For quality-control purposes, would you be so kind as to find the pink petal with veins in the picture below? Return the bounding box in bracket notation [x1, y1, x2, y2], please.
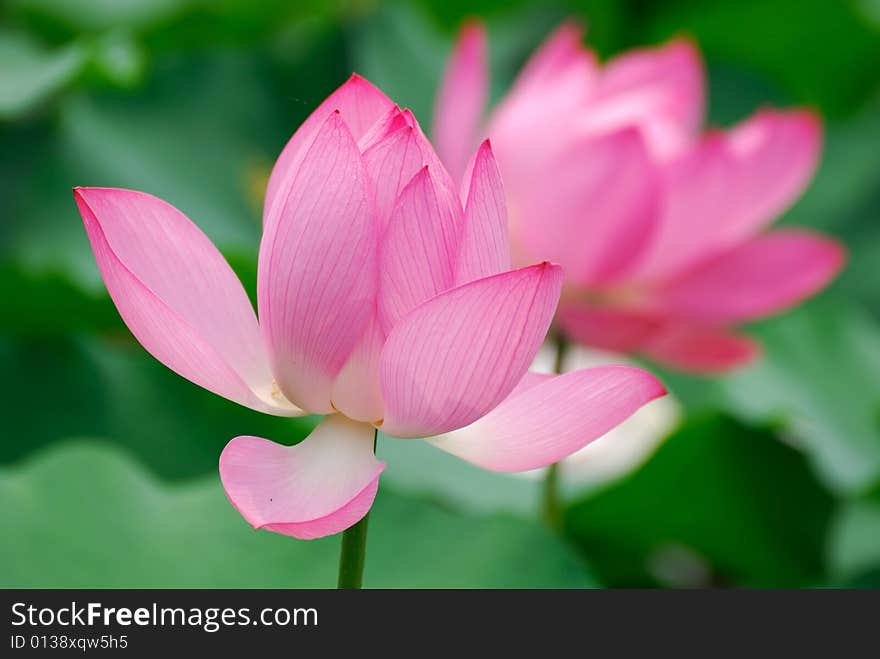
[74, 187, 302, 416]
[264, 74, 394, 229]
[380, 262, 562, 438]
[379, 167, 461, 333]
[430, 365, 665, 471]
[455, 140, 511, 284]
[258, 112, 377, 413]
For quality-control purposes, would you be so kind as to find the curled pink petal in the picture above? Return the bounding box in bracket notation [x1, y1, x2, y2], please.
[429, 366, 666, 472]
[261, 479, 380, 541]
[641, 324, 760, 373]
[380, 262, 562, 438]
[655, 230, 846, 323]
[220, 414, 385, 540]
[455, 140, 510, 285]
[74, 187, 302, 416]
[258, 112, 377, 413]
[379, 167, 461, 333]
[515, 128, 660, 285]
[265, 74, 394, 229]
[434, 20, 488, 186]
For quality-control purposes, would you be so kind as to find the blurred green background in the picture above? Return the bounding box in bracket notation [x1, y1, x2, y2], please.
[1, 0, 879, 588]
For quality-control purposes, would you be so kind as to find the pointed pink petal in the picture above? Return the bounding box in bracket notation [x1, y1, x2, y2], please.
[583, 38, 704, 158]
[510, 20, 595, 96]
[331, 313, 386, 423]
[455, 140, 510, 285]
[356, 106, 410, 152]
[405, 109, 462, 207]
[430, 365, 665, 471]
[361, 113, 460, 234]
[74, 187, 302, 416]
[361, 124, 424, 232]
[487, 22, 598, 190]
[434, 20, 488, 186]
[258, 112, 377, 413]
[557, 302, 664, 353]
[655, 230, 845, 323]
[379, 166, 461, 333]
[516, 128, 660, 285]
[264, 74, 394, 229]
[721, 108, 822, 242]
[220, 415, 384, 540]
[379, 262, 562, 438]
[641, 324, 760, 373]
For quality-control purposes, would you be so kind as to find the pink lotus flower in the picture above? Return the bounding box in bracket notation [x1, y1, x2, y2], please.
[435, 21, 845, 372]
[74, 75, 664, 539]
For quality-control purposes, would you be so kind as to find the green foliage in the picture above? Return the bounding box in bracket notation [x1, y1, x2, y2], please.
[640, 0, 880, 118]
[7, 0, 191, 33]
[0, 335, 316, 480]
[351, 2, 566, 125]
[0, 441, 595, 588]
[0, 41, 348, 288]
[0, 29, 87, 119]
[0, 263, 122, 335]
[379, 436, 541, 516]
[2, 54, 278, 290]
[657, 297, 880, 497]
[654, 97, 880, 497]
[720, 302, 880, 495]
[351, 3, 446, 122]
[828, 495, 880, 587]
[566, 415, 835, 587]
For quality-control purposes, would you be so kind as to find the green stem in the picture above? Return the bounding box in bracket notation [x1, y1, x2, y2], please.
[552, 333, 569, 375]
[541, 462, 563, 532]
[337, 430, 377, 589]
[541, 335, 569, 532]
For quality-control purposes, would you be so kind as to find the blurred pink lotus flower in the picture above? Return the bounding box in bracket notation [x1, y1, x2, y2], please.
[435, 21, 845, 372]
[74, 75, 664, 539]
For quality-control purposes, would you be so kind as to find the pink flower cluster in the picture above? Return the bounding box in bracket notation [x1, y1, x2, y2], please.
[435, 21, 844, 372]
